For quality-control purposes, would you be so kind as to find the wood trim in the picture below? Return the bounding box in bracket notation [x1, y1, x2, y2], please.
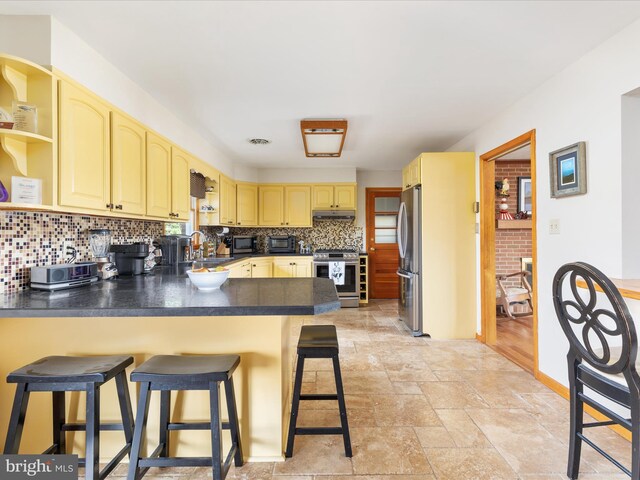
[479, 130, 539, 377]
[475, 332, 485, 342]
[576, 278, 640, 301]
[535, 370, 631, 441]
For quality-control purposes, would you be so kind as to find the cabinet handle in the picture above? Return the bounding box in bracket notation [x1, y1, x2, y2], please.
[281, 223, 284, 225]
[252, 264, 256, 267]
[115, 204, 123, 210]
[336, 205, 339, 208]
[106, 203, 114, 209]
[237, 222, 241, 225]
[286, 222, 289, 225]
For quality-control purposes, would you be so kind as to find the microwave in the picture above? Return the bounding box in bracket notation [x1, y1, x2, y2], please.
[232, 235, 257, 254]
[268, 235, 296, 253]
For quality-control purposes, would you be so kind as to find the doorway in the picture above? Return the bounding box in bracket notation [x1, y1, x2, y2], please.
[366, 188, 402, 299]
[479, 130, 538, 374]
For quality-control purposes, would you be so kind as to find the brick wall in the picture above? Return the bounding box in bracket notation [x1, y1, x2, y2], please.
[495, 160, 532, 288]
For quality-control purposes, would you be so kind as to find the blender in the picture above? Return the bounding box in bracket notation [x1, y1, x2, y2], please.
[88, 229, 118, 279]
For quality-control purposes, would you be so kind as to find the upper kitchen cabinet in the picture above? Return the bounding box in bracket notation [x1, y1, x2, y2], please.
[0, 54, 56, 210]
[402, 156, 421, 190]
[111, 112, 146, 216]
[219, 174, 236, 225]
[236, 182, 258, 226]
[170, 147, 191, 220]
[312, 184, 356, 210]
[146, 132, 172, 218]
[259, 185, 311, 227]
[58, 79, 111, 212]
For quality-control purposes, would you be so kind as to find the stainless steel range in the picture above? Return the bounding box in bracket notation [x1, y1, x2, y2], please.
[313, 249, 360, 308]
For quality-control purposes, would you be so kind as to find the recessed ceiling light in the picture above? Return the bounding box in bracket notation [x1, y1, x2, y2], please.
[248, 138, 271, 145]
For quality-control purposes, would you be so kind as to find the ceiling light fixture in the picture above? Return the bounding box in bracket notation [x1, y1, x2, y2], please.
[300, 119, 348, 158]
[248, 138, 271, 145]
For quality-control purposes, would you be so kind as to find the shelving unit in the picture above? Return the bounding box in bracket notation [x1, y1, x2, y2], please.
[0, 54, 56, 208]
[359, 255, 368, 305]
[198, 177, 220, 226]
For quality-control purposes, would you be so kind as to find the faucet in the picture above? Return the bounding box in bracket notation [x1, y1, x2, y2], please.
[189, 231, 206, 260]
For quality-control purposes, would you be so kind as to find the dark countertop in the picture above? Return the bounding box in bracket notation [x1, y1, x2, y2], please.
[0, 268, 341, 318]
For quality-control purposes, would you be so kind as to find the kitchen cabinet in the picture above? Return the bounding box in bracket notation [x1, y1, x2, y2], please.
[236, 182, 258, 226]
[250, 258, 273, 278]
[170, 147, 191, 220]
[228, 259, 251, 278]
[58, 80, 111, 211]
[111, 112, 146, 215]
[146, 132, 172, 218]
[312, 184, 356, 210]
[259, 185, 311, 227]
[402, 156, 421, 190]
[219, 174, 236, 225]
[273, 257, 312, 278]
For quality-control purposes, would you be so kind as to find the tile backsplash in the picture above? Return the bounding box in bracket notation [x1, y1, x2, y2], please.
[205, 220, 363, 253]
[0, 211, 163, 294]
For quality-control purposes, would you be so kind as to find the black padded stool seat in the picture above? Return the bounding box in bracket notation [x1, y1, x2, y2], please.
[4, 355, 135, 480]
[127, 355, 243, 480]
[286, 325, 351, 458]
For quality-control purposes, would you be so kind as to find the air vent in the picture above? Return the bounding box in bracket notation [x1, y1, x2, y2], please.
[248, 138, 271, 145]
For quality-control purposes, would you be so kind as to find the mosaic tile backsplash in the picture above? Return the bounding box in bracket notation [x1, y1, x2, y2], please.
[0, 211, 163, 294]
[205, 220, 364, 253]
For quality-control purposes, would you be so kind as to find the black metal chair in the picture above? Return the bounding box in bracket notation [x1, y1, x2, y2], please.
[285, 325, 352, 458]
[3, 355, 135, 480]
[126, 354, 243, 480]
[553, 262, 639, 479]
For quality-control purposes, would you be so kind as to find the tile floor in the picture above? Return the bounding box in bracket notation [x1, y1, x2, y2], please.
[107, 300, 632, 480]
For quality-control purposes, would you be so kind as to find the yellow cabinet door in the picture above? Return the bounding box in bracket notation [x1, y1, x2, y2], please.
[292, 257, 312, 277]
[111, 112, 146, 215]
[272, 258, 293, 278]
[285, 185, 311, 226]
[228, 261, 248, 278]
[402, 164, 411, 190]
[146, 132, 172, 218]
[219, 175, 236, 225]
[171, 147, 191, 221]
[250, 258, 272, 278]
[259, 185, 285, 226]
[411, 157, 421, 185]
[312, 185, 334, 209]
[236, 183, 258, 227]
[334, 185, 356, 209]
[59, 80, 110, 211]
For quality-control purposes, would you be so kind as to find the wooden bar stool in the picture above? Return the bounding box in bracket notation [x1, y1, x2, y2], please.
[126, 355, 243, 480]
[285, 325, 352, 457]
[3, 355, 135, 480]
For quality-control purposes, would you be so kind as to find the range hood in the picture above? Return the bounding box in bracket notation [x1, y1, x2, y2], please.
[312, 210, 356, 221]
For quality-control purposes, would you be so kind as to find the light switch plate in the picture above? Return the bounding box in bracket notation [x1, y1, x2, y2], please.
[549, 219, 560, 234]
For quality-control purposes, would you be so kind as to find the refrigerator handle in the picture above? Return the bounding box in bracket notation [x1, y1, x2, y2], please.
[396, 269, 412, 279]
[397, 201, 407, 258]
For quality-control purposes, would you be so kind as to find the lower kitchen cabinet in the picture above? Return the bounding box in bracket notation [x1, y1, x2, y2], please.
[272, 257, 312, 278]
[228, 260, 252, 278]
[250, 258, 273, 278]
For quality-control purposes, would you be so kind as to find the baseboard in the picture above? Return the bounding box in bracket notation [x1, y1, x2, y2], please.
[536, 370, 631, 441]
[475, 332, 485, 342]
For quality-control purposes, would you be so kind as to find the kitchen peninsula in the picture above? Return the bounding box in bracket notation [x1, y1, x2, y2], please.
[0, 271, 340, 461]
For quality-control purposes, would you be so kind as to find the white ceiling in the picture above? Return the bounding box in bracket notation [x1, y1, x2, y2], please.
[2, 1, 640, 171]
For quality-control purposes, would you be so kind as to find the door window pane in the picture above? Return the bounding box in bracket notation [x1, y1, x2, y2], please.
[375, 214, 397, 228]
[375, 197, 400, 212]
[375, 228, 397, 243]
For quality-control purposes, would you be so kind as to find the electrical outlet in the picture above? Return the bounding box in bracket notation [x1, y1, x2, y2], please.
[549, 219, 561, 235]
[62, 240, 76, 262]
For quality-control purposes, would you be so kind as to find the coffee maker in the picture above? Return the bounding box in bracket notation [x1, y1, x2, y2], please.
[88, 229, 118, 279]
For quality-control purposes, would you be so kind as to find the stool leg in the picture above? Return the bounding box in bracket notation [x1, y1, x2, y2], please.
[285, 355, 305, 458]
[3, 383, 30, 454]
[115, 371, 135, 454]
[52, 391, 66, 454]
[85, 384, 100, 480]
[224, 377, 243, 467]
[159, 390, 171, 457]
[127, 382, 151, 480]
[332, 355, 352, 458]
[209, 381, 223, 480]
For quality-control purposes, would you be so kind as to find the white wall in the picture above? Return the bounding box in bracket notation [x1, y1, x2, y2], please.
[0, 16, 51, 65]
[355, 169, 402, 232]
[448, 18, 640, 386]
[621, 91, 640, 277]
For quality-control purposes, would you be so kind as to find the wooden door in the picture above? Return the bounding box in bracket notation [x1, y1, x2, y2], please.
[171, 147, 191, 221]
[250, 258, 272, 278]
[292, 257, 312, 277]
[285, 185, 311, 226]
[334, 185, 356, 209]
[219, 175, 236, 225]
[146, 132, 172, 219]
[259, 185, 284, 226]
[237, 182, 258, 226]
[111, 112, 146, 215]
[272, 258, 293, 277]
[312, 185, 333, 209]
[366, 188, 402, 299]
[58, 80, 111, 211]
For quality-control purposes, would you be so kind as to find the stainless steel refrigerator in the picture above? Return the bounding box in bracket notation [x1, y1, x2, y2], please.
[397, 185, 423, 336]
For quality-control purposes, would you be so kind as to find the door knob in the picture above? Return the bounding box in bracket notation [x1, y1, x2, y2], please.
[370, 247, 376, 251]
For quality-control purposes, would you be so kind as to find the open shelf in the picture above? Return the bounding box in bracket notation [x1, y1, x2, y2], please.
[0, 128, 52, 143]
[0, 202, 54, 211]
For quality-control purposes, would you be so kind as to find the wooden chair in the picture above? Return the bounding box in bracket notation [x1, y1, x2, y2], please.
[553, 262, 640, 479]
[496, 271, 533, 319]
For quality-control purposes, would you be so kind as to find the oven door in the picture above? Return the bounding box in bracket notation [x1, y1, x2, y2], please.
[314, 262, 358, 296]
